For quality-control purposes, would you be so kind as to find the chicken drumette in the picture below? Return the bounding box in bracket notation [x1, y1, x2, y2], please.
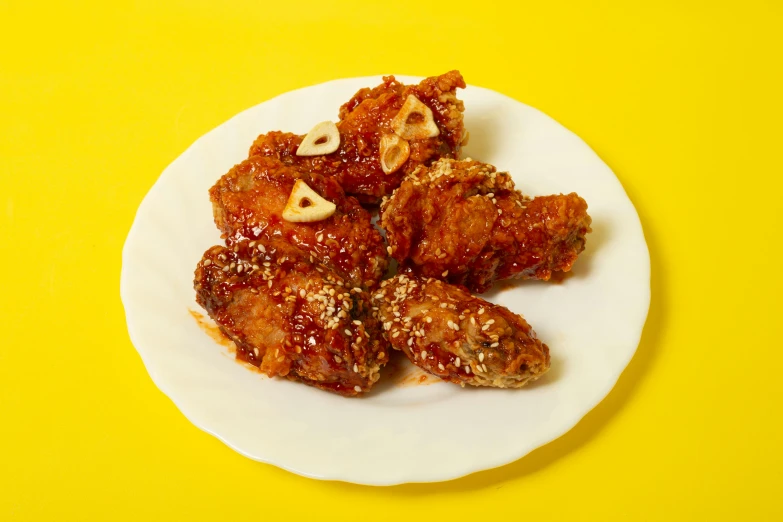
[380, 158, 592, 293]
[210, 155, 387, 290]
[195, 238, 389, 396]
[248, 71, 467, 204]
[373, 273, 550, 388]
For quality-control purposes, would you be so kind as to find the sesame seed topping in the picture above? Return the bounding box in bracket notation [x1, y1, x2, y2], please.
[426, 316, 433, 323]
[354, 386, 361, 392]
[440, 303, 448, 308]
[386, 246, 393, 255]
[407, 337, 414, 346]
[442, 270, 449, 277]
[478, 308, 485, 315]
[438, 363, 445, 371]
[486, 319, 495, 325]
[334, 355, 342, 363]
[317, 234, 324, 243]
[222, 266, 229, 272]
[354, 363, 359, 373]
[454, 357, 461, 367]
[353, 320, 362, 325]
[392, 331, 400, 338]
[236, 264, 244, 273]
[203, 259, 212, 266]
[481, 324, 489, 331]
[465, 365, 471, 373]
[253, 348, 259, 357]
[421, 350, 427, 359]
[490, 342, 499, 348]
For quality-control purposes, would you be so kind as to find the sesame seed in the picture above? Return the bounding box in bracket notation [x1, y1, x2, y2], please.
[470, 317, 476, 325]
[481, 324, 489, 331]
[393, 311, 401, 317]
[354, 386, 361, 392]
[407, 337, 414, 346]
[392, 331, 400, 338]
[268, 280, 273, 288]
[249, 241, 256, 248]
[487, 192, 494, 198]
[459, 315, 465, 320]
[203, 259, 212, 266]
[274, 349, 279, 357]
[421, 350, 427, 359]
[482, 364, 488, 373]
[479, 352, 485, 362]
[486, 319, 495, 325]
[465, 365, 471, 373]
[299, 289, 306, 298]
[426, 316, 433, 323]
[478, 308, 485, 315]
[253, 348, 259, 357]
[334, 355, 342, 363]
[378, 352, 385, 359]
[438, 363, 445, 371]
[222, 266, 229, 272]
[353, 320, 362, 325]
[317, 234, 324, 243]
[454, 357, 461, 367]
[386, 246, 393, 255]
[440, 303, 448, 308]
[490, 342, 499, 348]
[442, 270, 449, 277]
[354, 363, 359, 373]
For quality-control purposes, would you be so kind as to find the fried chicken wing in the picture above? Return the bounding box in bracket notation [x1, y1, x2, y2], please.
[380, 158, 592, 293]
[248, 71, 467, 204]
[373, 273, 549, 388]
[195, 239, 388, 396]
[210, 155, 387, 290]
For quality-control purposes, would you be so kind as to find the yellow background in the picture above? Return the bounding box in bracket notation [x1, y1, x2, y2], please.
[2, 0, 781, 519]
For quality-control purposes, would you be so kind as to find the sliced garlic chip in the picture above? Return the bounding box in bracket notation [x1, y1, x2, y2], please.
[379, 134, 411, 174]
[391, 95, 440, 140]
[296, 121, 340, 156]
[282, 179, 337, 222]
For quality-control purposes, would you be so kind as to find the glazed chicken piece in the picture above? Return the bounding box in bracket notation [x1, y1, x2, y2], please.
[210, 155, 388, 290]
[380, 158, 592, 293]
[194, 238, 388, 396]
[248, 71, 467, 204]
[373, 273, 549, 388]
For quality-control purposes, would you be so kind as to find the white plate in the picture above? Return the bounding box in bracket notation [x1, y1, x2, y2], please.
[121, 76, 650, 485]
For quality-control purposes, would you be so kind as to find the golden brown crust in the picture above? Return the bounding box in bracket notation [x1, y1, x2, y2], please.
[209, 155, 387, 290]
[379, 158, 592, 293]
[248, 71, 466, 204]
[194, 239, 389, 396]
[373, 273, 550, 388]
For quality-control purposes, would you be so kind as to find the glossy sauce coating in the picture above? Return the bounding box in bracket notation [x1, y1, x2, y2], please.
[373, 273, 550, 388]
[248, 71, 466, 204]
[210, 155, 388, 290]
[194, 238, 388, 396]
[380, 158, 592, 292]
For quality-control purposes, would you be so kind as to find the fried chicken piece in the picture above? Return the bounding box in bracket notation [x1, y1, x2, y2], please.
[380, 159, 592, 293]
[194, 239, 388, 396]
[373, 273, 549, 388]
[248, 71, 467, 204]
[210, 155, 387, 290]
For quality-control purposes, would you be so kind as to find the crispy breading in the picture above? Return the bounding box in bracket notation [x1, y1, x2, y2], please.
[248, 71, 466, 204]
[380, 158, 592, 292]
[194, 239, 388, 396]
[210, 155, 387, 290]
[373, 273, 549, 388]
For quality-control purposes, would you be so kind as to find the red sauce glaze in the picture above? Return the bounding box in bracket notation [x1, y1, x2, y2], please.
[194, 240, 388, 396]
[248, 71, 466, 204]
